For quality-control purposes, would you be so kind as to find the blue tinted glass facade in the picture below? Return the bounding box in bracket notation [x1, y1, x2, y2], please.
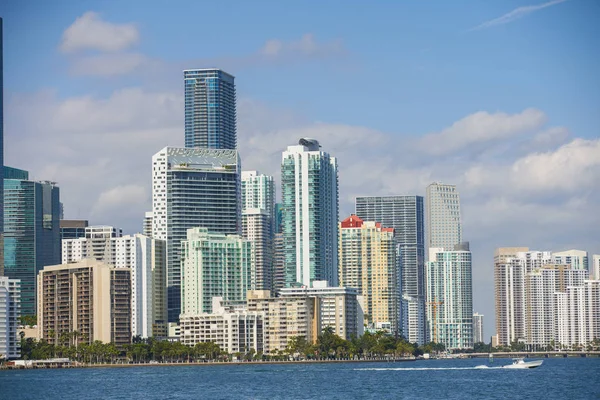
[4, 176, 61, 316]
[184, 69, 236, 150]
[1, 18, 5, 274]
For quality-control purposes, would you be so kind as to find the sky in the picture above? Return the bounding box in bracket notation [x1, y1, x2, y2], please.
[1, 0, 599, 339]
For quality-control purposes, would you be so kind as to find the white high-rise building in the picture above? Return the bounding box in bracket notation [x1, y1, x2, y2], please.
[494, 248, 553, 346]
[426, 244, 473, 350]
[593, 255, 600, 280]
[473, 313, 484, 344]
[525, 265, 588, 349]
[281, 138, 339, 287]
[553, 250, 589, 272]
[62, 227, 166, 338]
[425, 183, 462, 254]
[143, 212, 153, 237]
[241, 171, 275, 291]
[0, 277, 21, 359]
[555, 280, 600, 348]
[152, 146, 241, 322]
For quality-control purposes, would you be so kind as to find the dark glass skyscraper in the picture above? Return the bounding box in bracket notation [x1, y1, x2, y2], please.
[184, 69, 236, 149]
[4, 168, 61, 316]
[1, 18, 5, 275]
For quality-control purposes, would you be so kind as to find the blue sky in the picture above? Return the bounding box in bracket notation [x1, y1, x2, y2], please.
[1, 0, 599, 338]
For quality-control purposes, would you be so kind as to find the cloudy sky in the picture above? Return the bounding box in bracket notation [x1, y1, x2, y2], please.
[2, 0, 599, 338]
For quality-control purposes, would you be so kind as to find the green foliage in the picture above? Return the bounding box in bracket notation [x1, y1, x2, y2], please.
[19, 315, 37, 327]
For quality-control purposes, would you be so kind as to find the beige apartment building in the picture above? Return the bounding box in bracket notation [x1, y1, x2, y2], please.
[246, 290, 318, 354]
[338, 215, 399, 333]
[37, 259, 131, 346]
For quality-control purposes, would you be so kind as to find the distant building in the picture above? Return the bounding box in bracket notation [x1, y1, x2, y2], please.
[0, 277, 21, 359]
[425, 183, 462, 253]
[274, 203, 283, 234]
[272, 233, 285, 293]
[279, 280, 364, 340]
[281, 138, 339, 288]
[473, 313, 484, 344]
[553, 250, 589, 272]
[180, 297, 263, 354]
[62, 227, 166, 338]
[37, 259, 131, 346]
[555, 280, 600, 348]
[241, 171, 275, 291]
[593, 255, 600, 280]
[355, 195, 425, 344]
[526, 265, 588, 349]
[143, 212, 153, 237]
[4, 167, 61, 316]
[59, 220, 88, 241]
[246, 290, 318, 354]
[152, 146, 241, 322]
[180, 228, 254, 315]
[426, 244, 473, 350]
[338, 215, 399, 335]
[184, 68, 236, 150]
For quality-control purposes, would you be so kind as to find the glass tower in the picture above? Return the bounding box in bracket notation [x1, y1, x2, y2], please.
[281, 138, 339, 288]
[4, 168, 61, 316]
[152, 147, 241, 322]
[184, 69, 236, 150]
[425, 182, 462, 254]
[1, 18, 5, 274]
[355, 195, 426, 343]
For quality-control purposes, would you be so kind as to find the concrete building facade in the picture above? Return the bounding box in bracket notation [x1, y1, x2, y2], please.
[0, 277, 21, 359]
[425, 182, 462, 253]
[473, 313, 484, 344]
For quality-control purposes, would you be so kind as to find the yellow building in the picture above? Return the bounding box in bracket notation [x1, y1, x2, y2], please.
[37, 259, 131, 346]
[338, 215, 399, 333]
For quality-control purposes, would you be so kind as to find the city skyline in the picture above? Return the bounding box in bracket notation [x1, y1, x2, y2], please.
[1, 2, 599, 339]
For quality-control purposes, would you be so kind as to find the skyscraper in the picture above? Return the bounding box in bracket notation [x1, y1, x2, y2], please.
[184, 69, 236, 149]
[180, 227, 253, 314]
[552, 249, 589, 272]
[0, 276, 20, 359]
[152, 147, 241, 321]
[355, 195, 425, 343]
[281, 138, 339, 288]
[426, 244, 473, 350]
[59, 220, 88, 241]
[425, 182, 462, 253]
[473, 313, 484, 344]
[241, 171, 275, 291]
[593, 255, 600, 280]
[0, 18, 4, 275]
[4, 167, 60, 316]
[338, 215, 400, 334]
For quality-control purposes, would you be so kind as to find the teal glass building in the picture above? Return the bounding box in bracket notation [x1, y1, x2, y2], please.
[184, 69, 236, 150]
[3, 167, 61, 316]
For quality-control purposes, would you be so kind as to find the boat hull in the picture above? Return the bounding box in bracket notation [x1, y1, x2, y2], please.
[503, 360, 543, 369]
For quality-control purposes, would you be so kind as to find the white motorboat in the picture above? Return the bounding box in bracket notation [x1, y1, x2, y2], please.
[502, 358, 543, 369]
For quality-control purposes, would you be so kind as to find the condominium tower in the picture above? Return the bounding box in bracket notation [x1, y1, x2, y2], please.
[593, 255, 600, 280]
[0, 277, 20, 359]
[3, 167, 60, 316]
[552, 249, 589, 272]
[355, 195, 425, 343]
[425, 182, 462, 253]
[152, 146, 241, 322]
[180, 228, 254, 315]
[62, 226, 167, 338]
[184, 69, 236, 149]
[338, 215, 399, 334]
[281, 138, 339, 287]
[241, 171, 275, 291]
[426, 244, 473, 350]
[37, 259, 131, 346]
[473, 313, 484, 344]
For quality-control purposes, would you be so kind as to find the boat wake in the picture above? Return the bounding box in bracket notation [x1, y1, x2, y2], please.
[354, 366, 504, 371]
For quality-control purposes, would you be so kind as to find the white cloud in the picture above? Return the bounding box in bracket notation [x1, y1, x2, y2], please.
[92, 184, 148, 217]
[69, 53, 147, 76]
[419, 108, 546, 155]
[470, 0, 569, 31]
[60, 11, 139, 53]
[259, 33, 346, 59]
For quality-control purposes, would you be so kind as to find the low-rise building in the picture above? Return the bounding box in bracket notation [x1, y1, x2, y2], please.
[279, 280, 363, 340]
[180, 297, 264, 354]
